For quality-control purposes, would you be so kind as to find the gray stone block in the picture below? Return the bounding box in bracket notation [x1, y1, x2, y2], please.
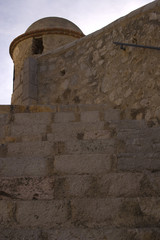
[0, 228, 42, 240]
[54, 112, 75, 122]
[54, 153, 112, 174]
[0, 176, 55, 200]
[80, 111, 100, 122]
[0, 200, 15, 225]
[50, 121, 104, 141]
[118, 153, 160, 171]
[16, 200, 69, 227]
[104, 109, 121, 121]
[7, 141, 52, 157]
[0, 156, 50, 177]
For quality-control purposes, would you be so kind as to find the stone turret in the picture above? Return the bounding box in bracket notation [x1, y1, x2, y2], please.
[10, 17, 84, 105]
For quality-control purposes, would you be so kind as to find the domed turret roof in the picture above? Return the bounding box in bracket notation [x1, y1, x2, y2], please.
[10, 17, 84, 58]
[26, 17, 83, 35]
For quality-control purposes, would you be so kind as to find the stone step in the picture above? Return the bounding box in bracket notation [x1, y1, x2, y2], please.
[7, 141, 52, 158]
[54, 153, 114, 174]
[0, 173, 160, 200]
[53, 139, 115, 155]
[5, 138, 115, 158]
[51, 121, 106, 141]
[0, 156, 52, 177]
[110, 119, 147, 130]
[117, 152, 160, 171]
[0, 198, 160, 228]
[13, 112, 52, 126]
[1, 227, 160, 240]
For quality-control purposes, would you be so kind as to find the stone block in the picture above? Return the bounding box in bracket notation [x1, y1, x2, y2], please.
[0, 156, 50, 177]
[54, 153, 112, 174]
[57, 104, 78, 112]
[65, 139, 115, 154]
[83, 129, 112, 140]
[96, 173, 142, 197]
[0, 228, 42, 240]
[114, 120, 147, 130]
[16, 200, 69, 227]
[0, 106, 10, 114]
[78, 104, 109, 112]
[71, 198, 121, 227]
[104, 109, 121, 121]
[7, 141, 52, 158]
[0, 144, 7, 157]
[1, 227, 160, 240]
[0, 114, 8, 125]
[14, 112, 52, 125]
[0, 200, 15, 225]
[80, 111, 100, 122]
[44, 227, 160, 240]
[117, 153, 160, 171]
[54, 112, 75, 122]
[65, 175, 92, 198]
[0, 177, 55, 200]
[71, 197, 160, 227]
[11, 124, 47, 136]
[51, 122, 104, 141]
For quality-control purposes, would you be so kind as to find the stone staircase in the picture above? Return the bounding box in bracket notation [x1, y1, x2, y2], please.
[0, 105, 160, 240]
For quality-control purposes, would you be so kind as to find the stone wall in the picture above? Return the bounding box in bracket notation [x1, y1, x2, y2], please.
[36, 0, 160, 122]
[11, 1, 160, 123]
[0, 104, 160, 239]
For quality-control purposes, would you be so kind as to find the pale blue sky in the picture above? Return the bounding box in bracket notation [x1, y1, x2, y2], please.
[0, 0, 153, 104]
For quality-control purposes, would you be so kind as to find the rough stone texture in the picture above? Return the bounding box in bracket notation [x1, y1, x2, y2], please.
[2, 1, 160, 239]
[0, 103, 160, 238]
[10, 0, 160, 124]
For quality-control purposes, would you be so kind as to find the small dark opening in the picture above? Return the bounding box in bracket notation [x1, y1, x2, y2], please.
[60, 69, 66, 76]
[32, 38, 44, 54]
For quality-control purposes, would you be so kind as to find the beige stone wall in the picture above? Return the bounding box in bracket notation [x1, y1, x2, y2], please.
[0, 104, 160, 239]
[36, 0, 160, 121]
[43, 34, 79, 54]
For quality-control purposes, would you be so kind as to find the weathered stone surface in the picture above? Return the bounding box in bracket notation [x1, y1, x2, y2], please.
[0, 227, 160, 240]
[16, 200, 69, 227]
[117, 153, 160, 171]
[1, 1, 160, 237]
[54, 154, 113, 174]
[0, 200, 15, 226]
[9, 0, 160, 123]
[0, 157, 51, 177]
[0, 228, 42, 240]
[71, 198, 160, 227]
[7, 141, 52, 157]
[50, 121, 104, 141]
[13, 112, 52, 125]
[44, 227, 160, 240]
[53, 139, 115, 155]
[0, 177, 55, 200]
[54, 112, 76, 122]
[80, 111, 100, 122]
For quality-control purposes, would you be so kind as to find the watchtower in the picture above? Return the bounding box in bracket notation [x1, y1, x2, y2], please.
[10, 17, 84, 105]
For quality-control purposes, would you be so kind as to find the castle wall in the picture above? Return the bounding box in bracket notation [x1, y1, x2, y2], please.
[35, 0, 160, 122]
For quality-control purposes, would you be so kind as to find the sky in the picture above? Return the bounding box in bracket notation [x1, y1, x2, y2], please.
[0, 0, 153, 104]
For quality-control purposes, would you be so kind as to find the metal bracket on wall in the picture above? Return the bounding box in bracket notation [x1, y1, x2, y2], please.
[113, 42, 160, 51]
